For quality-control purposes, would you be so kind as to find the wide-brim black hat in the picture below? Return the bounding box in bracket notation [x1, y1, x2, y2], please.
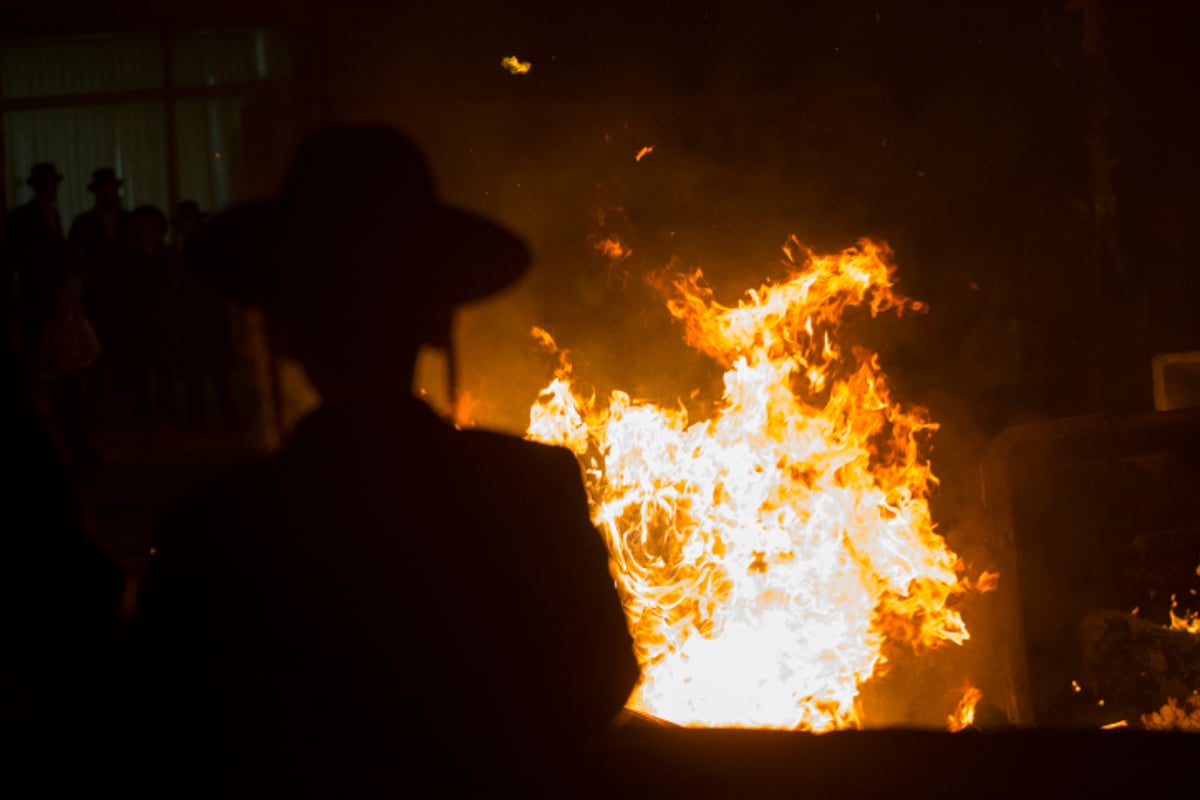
[27, 162, 63, 185]
[187, 125, 530, 314]
[87, 168, 123, 191]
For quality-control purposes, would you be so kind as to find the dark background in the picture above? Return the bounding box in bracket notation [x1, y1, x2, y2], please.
[6, 0, 1197, 432]
[314, 0, 1197, 442]
[308, 1, 1200, 537]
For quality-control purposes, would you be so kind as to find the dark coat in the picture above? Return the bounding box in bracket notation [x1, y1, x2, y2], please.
[5, 201, 68, 328]
[67, 207, 134, 336]
[0, 345, 125, 788]
[136, 396, 640, 794]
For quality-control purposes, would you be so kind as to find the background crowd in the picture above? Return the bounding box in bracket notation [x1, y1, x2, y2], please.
[1, 162, 243, 474]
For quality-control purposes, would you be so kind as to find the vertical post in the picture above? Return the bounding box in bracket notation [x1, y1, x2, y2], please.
[0, 42, 9, 219]
[1075, 0, 1128, 410]
[161, 28, 179, 221]
[0, 45, 10, 315]
[310, 5, 327, 125]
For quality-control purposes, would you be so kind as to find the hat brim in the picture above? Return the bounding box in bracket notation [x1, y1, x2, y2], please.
[187, 199, 531, 311]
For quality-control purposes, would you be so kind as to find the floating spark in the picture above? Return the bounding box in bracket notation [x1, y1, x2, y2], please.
[501, 56, 531, 75]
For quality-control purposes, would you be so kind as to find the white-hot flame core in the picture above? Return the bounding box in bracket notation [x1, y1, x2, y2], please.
[528, 238, 985, 731]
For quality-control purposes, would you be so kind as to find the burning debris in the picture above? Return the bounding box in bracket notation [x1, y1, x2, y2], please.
[500, 55, 531, 75]
[1068, 554, 1200, 731]
[1170, 593, 1200, 634]
[1141, 695, 1200, 732]
[528, 238, 995, 731]
[1078, 606, 1200, 730]
[635, 145, 654, 162]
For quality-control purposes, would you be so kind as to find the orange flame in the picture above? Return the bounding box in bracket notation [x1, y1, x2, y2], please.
[531, 325, 558, 352]
[527, 238, 989, 730]
[451, 390, 482, 429]
[594, 235, 632, 261]
[1168, 594, 1200, 634]
[948, 683, 983, 732]
[636, 145, 654, 162]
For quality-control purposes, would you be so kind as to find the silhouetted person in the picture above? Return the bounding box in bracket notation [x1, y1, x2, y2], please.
[0, 310, 124, 788]
[68, 168, 134, 415]
[36, 286, 103, 472]
[6, 163, 69, 368]
[172, 200, 239, 430]
[135, 126, 639, 795]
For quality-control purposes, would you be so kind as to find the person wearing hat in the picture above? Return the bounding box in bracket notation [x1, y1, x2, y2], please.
[135, 126, 639, 793]
[69, 168, 133, 252]
[67, 168, 135, 407]
[2, 176, 124, 794]
[6, 163, 70, 363]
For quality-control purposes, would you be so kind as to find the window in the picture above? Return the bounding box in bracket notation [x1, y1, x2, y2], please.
[172, 29, 297, 86]
[0, 34, 161, 99]
[2, 28, 309, 223]
[175, 97, 248, 216]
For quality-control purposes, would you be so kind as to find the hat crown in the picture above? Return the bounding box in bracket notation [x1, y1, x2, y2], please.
[279, 126, 438, 220]
[88, 168, 121, 188]
[187, 124, 530, 313]
[27, 162, 62, 184]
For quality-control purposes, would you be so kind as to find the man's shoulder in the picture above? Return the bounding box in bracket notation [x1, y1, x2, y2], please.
[453, 427, 582, 475]
[68, 209, 97, 233]
[158, 457, 279, 543]
[7, 202, 34, 221]
[6, 203, 42, 232]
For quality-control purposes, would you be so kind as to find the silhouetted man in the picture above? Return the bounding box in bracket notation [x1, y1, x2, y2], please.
[0, 308, 125, 790]
[136, 126, 639, 794]
[68, 168, 134, 400]
[6, 163, 69, 363]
